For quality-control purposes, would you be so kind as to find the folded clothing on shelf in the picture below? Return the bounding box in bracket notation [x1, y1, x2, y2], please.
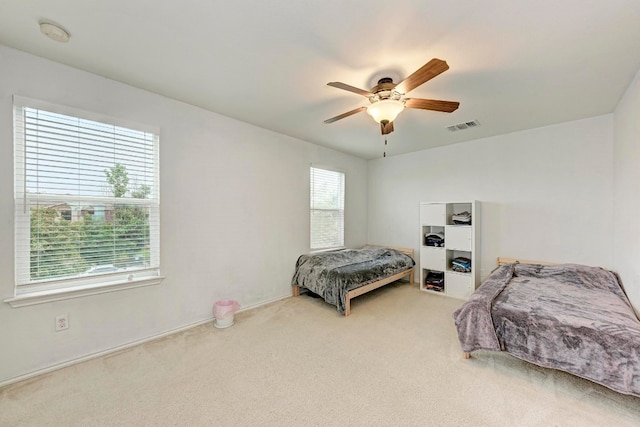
[452, 211, 471, 225]
[425, 232, 444, 247]
[451, 256, 471, 273]
[425, 271, 444, 291]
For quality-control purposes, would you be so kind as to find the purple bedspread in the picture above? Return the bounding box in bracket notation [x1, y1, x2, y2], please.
[453, 263, 640, 398]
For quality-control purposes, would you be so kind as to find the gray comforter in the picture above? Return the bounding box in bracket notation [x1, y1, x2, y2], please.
[291, 246, 415, 313]
[453, 263, 640, 397]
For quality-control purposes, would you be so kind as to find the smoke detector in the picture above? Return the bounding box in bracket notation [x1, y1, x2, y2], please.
[39, 21, 70, 43]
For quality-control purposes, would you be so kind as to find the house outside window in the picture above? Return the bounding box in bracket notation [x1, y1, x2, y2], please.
[310, 166, 345, 251]
[10, 96, 161, 302]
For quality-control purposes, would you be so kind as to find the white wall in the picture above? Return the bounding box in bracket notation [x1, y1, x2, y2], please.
[613, 68, 640, 312]
[367, 115, 614, 282]
[0, 45, 368, 384]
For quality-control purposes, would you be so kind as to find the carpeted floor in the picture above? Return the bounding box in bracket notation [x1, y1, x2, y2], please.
[1, 282, 639, 426]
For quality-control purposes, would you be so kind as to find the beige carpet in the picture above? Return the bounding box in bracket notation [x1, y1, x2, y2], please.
[1, 282, 639, 426]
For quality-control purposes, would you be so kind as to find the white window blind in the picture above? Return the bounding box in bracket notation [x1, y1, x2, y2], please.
[14, 96, 160, 292]
[310, 166, 344, 250]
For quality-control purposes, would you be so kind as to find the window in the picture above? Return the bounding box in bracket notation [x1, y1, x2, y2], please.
[310, 166, 344, 250]
[11, 96, 161, 301]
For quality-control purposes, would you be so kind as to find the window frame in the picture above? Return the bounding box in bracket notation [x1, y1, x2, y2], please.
[309, 165, 345, 252]
[6, 96, 163, 307]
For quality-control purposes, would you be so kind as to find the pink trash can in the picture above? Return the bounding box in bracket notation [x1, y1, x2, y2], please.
[213, 299, 240, 328]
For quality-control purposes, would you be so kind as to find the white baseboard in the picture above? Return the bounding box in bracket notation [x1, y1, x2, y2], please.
[0, 293, 291, 388]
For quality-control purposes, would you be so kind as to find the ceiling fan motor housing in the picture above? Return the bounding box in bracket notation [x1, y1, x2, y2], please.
[369, 78, 402, 104]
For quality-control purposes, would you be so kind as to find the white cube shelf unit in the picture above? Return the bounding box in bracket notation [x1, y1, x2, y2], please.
[419, 201, 480, 300]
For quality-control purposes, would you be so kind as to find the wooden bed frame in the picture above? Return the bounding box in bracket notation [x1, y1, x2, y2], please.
[462, 256, 557, 359]
[497, 257, 558, 267]
[292, 246, 415, 316]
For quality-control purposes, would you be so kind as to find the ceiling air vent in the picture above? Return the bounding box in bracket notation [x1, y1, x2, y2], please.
[447, 120, 480, 132]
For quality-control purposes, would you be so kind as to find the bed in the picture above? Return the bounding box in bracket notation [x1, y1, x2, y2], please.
[291, 246, 415, 316]
[453, 258, 640, 398]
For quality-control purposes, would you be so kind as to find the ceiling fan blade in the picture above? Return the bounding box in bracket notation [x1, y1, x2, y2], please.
[380, 121, 394, 135]
[404, 98, 460, 113]
[395, 58, 450, 94]
[327, 82, 373, 97]
[324, 106, 367, 124]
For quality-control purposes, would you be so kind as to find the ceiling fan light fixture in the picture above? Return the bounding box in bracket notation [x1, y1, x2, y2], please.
[366, 99, 405, 124]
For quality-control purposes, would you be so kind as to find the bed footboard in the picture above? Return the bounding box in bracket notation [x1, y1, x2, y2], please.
[344, 268, 413, 316]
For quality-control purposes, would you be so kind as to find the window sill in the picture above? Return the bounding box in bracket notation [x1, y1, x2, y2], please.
[4, 275, 165, 308]
[310, 246, 345, 254]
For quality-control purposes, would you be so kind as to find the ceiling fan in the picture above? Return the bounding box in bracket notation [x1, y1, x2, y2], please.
[324, 58, 460, 135]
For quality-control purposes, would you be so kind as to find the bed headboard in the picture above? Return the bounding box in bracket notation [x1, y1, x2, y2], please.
[497, 257, 558, 267]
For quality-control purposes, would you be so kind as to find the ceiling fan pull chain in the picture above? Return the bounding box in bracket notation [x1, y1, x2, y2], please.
[383, 137, 387, 157]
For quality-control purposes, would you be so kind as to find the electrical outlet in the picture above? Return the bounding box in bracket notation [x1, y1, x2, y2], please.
[55, 315, 69, 331]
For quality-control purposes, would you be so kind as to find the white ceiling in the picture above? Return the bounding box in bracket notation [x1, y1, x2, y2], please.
[1, 1, 640, 159]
